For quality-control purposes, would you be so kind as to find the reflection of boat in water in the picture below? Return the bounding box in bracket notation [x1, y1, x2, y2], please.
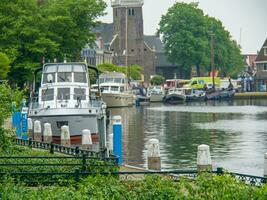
[132, 87, 150, 105]
[28, 63, 106, 145]
[148, 86, 164, 102]
[184, 88, 205, 101]
[95, 72, 133, 108]
[164, 88, 186, 104]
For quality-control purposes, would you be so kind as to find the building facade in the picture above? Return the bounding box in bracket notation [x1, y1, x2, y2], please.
[255, 39, 267, 91]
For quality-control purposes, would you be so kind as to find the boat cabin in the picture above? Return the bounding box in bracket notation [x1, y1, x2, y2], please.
[37, 63, 91, 109]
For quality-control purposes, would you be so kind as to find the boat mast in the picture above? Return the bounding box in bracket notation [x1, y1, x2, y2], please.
[210, 32, 215, 90]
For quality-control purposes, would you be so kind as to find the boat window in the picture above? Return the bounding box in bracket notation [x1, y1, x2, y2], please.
[74, 72, 87, 83]
[74, 88, 86, 100]
[41, 88, 54, 101]
[111, 86, 119, 92]
[73, 65, 85, 72]
[120, 87, 124, 92]
[102, 86, 109, 91]
[43, 73, 55, 84]
[114, 78, 122, 83]
[57, 88, 70, 100]
[45, 65, 57, 73]
[105, 78, 113, 83]
[57, 65, 72, 72]
[58, 72, 72, 82]
[99, 78, 105, 84]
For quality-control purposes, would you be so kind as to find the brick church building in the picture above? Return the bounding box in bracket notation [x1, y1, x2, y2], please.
[94, 0, 178, 81]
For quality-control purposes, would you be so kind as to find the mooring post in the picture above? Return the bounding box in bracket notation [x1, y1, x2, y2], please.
[197, 144, 212, 172]
[108, 133, 114, 153]
[33, 120, 42, 142]
[28, 118, 33, 139]
[43, 123, 53, 143]
[61, 125, 71, 147]
[81, 129, 92, 150]
[112, 115, 122, 165]
[264, 153, 267, 178]
[147, 139, 161, 171]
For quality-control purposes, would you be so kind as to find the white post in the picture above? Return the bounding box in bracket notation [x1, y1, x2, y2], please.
[147, 139, 161, 171]
[197, 144, 212, 172]
[33, 120, 42, 142]
[28, 118, 33, 139]
[61, 125, 71, 146]
[81, 129, 92, 150]
[43, 123, 53, 143]
[108, 133, 114, 153]
[264, 153, 267, 178]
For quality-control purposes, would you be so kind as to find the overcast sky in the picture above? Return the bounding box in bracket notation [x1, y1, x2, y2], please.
[100, 0, 267, 54]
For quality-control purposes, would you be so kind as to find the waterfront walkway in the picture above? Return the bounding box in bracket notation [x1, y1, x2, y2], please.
[234, 92, 267, 99]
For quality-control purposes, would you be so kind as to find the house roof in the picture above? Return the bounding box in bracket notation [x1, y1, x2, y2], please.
[93, 23, 114, 46]
[255, 39, 267, 62]
[144, 35, 165, 52]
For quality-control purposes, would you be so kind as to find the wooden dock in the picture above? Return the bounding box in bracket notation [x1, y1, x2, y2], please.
[234, 92, 267, 99]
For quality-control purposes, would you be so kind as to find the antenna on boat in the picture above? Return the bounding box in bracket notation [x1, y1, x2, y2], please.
[64, 54, 67, 63]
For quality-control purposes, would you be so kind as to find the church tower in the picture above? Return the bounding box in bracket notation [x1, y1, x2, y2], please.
[110, 0, 144, 68]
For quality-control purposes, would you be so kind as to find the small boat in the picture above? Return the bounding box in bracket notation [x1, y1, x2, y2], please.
[148, 86, 165, 102]
[28, 62, 106, 145]
[94, 72, 133, 108]
[132, 87, 150, 105]
[164, 88, 186, 104]
[205, 88, 235, 100]
[184, 88, 205, 101]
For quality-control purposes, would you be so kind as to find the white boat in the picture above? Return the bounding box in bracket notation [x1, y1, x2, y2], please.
[164, 88, 186, 104]
[148, 86, 165, 102]
[28, 63, 107, 145]
[184, 88, 205, 101]
[97, 72, 133, 108]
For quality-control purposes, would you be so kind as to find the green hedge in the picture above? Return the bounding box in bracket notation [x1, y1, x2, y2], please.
[0, 174, 266, 199]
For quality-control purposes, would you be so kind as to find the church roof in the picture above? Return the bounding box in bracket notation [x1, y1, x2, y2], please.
[144, 35, 165, 52]
[93, 23, 114, 46]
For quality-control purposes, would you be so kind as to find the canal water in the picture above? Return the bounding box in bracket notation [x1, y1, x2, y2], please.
[108, 99, 267, 176]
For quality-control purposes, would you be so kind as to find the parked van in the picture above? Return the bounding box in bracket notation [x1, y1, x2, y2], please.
[184, 77, 220, 89]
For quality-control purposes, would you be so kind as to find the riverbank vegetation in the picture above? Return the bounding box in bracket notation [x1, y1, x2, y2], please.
[0, 172, 266, 199]
[159, 2, 244, 78]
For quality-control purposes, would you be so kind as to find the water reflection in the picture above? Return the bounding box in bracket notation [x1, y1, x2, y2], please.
[108, 99, 267, 176]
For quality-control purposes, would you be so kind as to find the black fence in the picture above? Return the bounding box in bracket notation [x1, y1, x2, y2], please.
[14, 138, 118, 163]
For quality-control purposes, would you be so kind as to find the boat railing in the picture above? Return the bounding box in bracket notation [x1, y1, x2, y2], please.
[30, 93, 103, 110]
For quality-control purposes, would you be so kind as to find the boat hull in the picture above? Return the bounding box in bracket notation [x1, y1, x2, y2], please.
[164, 94, 186, 104]
[29, 108, 101, 144]
[150, 94, 164, 102]
[101, 93, 133, 108]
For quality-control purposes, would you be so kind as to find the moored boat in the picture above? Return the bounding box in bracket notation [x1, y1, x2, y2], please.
[148, 86, 165, 102]
[164, 88, 186, 104]
[96, 72, 133, 108]
[28, 62, 106, 145]
[184, 88, 205, 101]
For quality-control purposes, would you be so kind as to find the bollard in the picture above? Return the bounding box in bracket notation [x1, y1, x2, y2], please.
[81, 129, 92, 150]
[43, 123, 53, 143]
[28, 118, 33, 139]
[264, 153, 267, 178]
[61, 125, 71, 146]
[197, 144, 212, 172]
[108, 133, 114, 153]
[113, 116, 122, 165]
[147, 139, 161, 171]
[33, 120, 42, 142]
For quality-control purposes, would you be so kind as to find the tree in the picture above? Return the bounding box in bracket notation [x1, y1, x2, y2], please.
[0, 0, 106, 87]
[0, 53, 11, 80]
[159, 2, 208, 78]
[150, 75, 165, 85]
[97, 63, 142, 81]
[159, 2, 243, 78]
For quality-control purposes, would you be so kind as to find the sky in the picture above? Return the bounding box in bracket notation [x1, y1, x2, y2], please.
[100, 0, 267, 54]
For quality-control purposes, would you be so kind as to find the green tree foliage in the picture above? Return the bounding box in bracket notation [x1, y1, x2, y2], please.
[0, 53, 11, 80]
[0, 0, 106, 87]
[98, 63, 143, 80]
[151, 75, 165, 85]
[159, 2, 244, 78]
